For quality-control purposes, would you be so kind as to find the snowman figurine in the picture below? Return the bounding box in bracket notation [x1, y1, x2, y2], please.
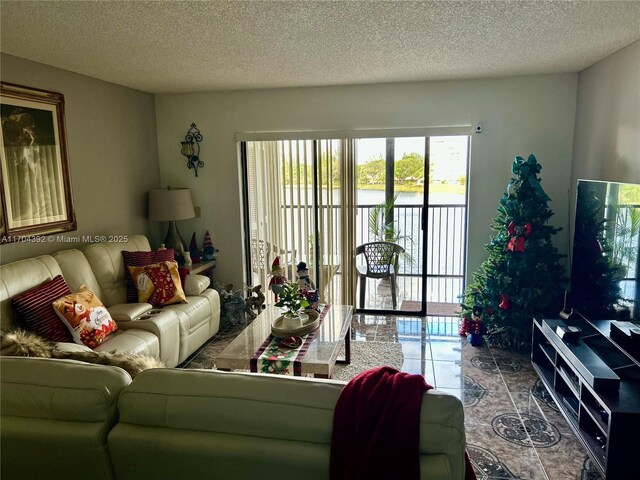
[296, 262, 315, 290]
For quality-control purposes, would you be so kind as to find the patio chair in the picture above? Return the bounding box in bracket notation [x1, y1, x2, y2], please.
[356, 241, 405, 309]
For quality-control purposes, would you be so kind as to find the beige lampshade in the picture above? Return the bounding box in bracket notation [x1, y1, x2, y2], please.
[148, 188, 195, 221]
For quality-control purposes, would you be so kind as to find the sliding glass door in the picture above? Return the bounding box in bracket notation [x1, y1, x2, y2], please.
[241, 134, 469, 317]
[354, 135, 469, 316]
[355, 137, 428, 314]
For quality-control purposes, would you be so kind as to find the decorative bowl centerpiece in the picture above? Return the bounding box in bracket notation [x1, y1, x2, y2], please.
[272, 282, 318, 337]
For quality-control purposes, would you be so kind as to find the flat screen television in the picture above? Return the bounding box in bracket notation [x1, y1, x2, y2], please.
[569, 179, 640, 322]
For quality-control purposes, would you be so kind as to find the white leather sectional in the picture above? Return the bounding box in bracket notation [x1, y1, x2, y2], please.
[0, 357, 468, 480]
[0, 235, 220, 367]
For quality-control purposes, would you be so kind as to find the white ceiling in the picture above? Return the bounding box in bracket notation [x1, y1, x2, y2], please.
[1, 1, 639, 94]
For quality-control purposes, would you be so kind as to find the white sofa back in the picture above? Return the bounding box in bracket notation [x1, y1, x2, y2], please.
[108, 369, 466, 480]
[1, 357, 131, 480]
[1, 359, 466, 480]
[53, 248, 104, 298]
[82, 235, 151, 307]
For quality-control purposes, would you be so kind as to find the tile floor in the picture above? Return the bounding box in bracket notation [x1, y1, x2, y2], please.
[352, 313, 602, 480]
[184, 313, 604, 480]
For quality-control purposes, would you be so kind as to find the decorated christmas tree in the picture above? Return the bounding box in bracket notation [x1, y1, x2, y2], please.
[460, 154, 566, 350]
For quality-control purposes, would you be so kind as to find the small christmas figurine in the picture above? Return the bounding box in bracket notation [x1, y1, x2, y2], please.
[268, 256, 287, 300]
[302, 288, 320, 311]
[202, 230, 218, 261]
[189, 233, 201, 263]
[245, 284, 266, 320]
[459, 305, 487, 347]
[295, 262, 315, 290]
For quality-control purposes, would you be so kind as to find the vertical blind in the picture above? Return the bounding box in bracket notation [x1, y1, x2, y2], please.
[244, 139, 356, 306]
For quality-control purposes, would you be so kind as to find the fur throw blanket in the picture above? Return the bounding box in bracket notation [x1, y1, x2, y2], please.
[1, 329, 165, 377]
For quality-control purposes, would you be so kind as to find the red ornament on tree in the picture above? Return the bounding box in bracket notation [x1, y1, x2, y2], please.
[499, 294, 510, 309]
[506, 221, 533, 252]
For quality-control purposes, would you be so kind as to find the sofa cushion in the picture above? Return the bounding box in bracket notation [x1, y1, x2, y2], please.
[122, 249, 174, 303]
[82, 235, 152, 307]
[128, 261, 186, 307]
[53, 248, 104, 298]
[11, 275, 73, 343]
[52, 286, 118, 348]
[95, 329, 160, 358]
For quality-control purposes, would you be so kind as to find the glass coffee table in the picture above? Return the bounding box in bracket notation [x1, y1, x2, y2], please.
[216, 305, 353, 378]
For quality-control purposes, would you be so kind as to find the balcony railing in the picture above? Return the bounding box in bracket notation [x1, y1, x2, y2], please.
[356, 203, 466, 304]
[272, 203, 467, 305]
[356, 204, 466, 276]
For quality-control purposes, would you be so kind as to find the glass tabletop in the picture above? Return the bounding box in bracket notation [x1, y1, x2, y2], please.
[216, 304, 353, 375]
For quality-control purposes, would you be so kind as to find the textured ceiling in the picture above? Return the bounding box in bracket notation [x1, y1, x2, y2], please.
[1, 1, 639, 93]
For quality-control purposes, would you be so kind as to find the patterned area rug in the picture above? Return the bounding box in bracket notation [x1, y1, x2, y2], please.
[332, 341, 404, 381]
[184, 330, 404, 383]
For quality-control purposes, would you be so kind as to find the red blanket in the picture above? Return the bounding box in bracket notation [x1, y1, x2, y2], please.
[330, 366, 476, 480]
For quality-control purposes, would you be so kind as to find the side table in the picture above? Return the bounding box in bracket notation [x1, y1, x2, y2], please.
[185, 259, 216, 283]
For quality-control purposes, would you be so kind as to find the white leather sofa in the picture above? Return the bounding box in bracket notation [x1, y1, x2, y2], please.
[0, 357, 468, 480]
[0, 235, 220, 367]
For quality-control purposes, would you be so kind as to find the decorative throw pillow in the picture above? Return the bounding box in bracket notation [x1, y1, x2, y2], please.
[52, 286, 118, 348]
[128, 261, 187, 307]
[11, 275, 73, 343]
[122, 249, 174, 303]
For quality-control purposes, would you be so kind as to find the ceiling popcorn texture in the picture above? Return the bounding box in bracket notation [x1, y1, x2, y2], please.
[1, 0, 639, 93]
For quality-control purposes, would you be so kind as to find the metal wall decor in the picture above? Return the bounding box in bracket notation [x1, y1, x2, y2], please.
[180, 123, 204, 177]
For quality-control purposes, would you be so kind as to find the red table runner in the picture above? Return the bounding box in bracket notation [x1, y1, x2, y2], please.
[250, 304, 331, 376]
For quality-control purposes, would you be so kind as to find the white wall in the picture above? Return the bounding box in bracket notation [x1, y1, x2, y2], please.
[572, 40, 640, 185]
[155, 74, 578, 289]
[0, 54, 161, 264]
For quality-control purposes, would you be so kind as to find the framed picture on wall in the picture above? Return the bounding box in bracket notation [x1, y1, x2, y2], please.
[0, 82, 76, 242]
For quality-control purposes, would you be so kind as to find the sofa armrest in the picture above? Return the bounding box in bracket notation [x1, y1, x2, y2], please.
[419, 390, 466, 479]
[184, 274, 210, 296]
[115, 309, 180, 368]
[108, 303, 153, 322]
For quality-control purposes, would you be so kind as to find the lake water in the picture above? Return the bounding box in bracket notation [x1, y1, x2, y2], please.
[289, 188, 465, 206]
[357, 189, 465, 205]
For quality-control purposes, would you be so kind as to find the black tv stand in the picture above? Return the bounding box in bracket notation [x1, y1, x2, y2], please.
[531, 316, 640, 479]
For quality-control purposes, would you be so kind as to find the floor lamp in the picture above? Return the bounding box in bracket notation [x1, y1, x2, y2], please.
[149, 187, 195, 264]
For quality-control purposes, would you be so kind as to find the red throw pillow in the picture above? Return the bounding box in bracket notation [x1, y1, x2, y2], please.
[122, 249, 174, 303]
[11, 275, 73, 343]
[128, 261, 187, 307]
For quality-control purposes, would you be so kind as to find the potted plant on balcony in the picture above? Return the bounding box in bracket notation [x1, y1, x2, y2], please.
[367, 194, 413, 266]
[274, 282, 310, 330]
